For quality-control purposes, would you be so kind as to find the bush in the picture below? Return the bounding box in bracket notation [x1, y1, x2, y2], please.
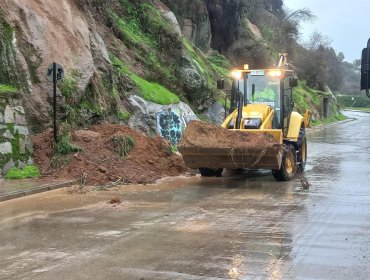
[109, 134, 135, 157]
[0, 84, 17, 93]
[5, 165, 40, 180]
[55, 135, 81, 155]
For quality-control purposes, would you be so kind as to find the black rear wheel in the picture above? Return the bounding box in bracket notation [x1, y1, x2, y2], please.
[199, 168, 223, 177]
[297, 128, 307, 172]
[272, 144, 297, 181]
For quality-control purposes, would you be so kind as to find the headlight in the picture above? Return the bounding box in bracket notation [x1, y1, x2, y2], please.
[269, 70, 282, 77]
[231, 70, 242, 80]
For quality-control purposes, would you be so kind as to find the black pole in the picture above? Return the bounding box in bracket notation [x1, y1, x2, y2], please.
[367, 38, 370, 98]
[53, 62, 58, 143]
[236, 81, 243, 129]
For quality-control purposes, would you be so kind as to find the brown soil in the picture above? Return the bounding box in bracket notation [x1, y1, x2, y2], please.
[31, 124, 187, 186]
[179, 121, 278, 150]
[109, 197, 122, 204]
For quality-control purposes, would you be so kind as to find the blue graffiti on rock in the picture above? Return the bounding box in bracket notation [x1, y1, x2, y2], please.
[156, 108, 199, 145]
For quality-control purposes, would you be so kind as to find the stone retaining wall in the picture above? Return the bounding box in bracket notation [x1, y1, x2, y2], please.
[0, 93, 33, 178]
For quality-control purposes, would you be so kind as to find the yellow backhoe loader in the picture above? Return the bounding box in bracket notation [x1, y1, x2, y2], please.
[179, 54, 311, 181]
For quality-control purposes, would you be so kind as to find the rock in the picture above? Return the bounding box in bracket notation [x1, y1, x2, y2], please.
[18, 161, 27, 169]
[99, 166, 107, 173]
[162, 0, 211, 52]
[15, 113, 27, 125]
[14, 106, 25, 114]
[74, 130, 102, 142]
[27, 157, 34, 166]
[163, 11, 182, 36]
[14, 125, 29, 136]
[91, 31, 110, 63]
[19, 139, 28, 154]
[0, 112, 4, 123]
[128, 95, 198, 139]
[154, 1, 182, 36]
[205, 102, 227, 125]
[4, 106, 15, 123]
[176, 55, 210, 105]
[3, 159, 15, 174]
[2, 130, 14, 140]
[0, 142, 12, 155]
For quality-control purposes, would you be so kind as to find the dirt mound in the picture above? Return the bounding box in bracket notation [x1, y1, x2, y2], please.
[31, 124, 187, 186]
[179, 121, 278, 149]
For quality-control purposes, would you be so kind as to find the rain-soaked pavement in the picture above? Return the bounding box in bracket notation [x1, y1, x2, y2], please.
[0, 111, 370, 280]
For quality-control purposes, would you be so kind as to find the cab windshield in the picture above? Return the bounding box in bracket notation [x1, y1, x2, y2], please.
[246, 74, 280, 109]
[237, 72, 281, 127]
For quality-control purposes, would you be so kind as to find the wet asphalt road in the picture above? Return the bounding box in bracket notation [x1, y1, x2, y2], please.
[0, 111, 370, 280]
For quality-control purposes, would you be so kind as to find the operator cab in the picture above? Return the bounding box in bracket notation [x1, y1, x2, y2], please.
[229, 68, 297, 131]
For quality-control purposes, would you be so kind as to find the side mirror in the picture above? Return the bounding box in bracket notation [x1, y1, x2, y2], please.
[217, 79, 225, 90]
[289, 77, 298, 88]
[361, 38, 370, 92]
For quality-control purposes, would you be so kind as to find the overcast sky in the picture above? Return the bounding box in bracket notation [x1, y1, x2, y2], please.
[284, 0, 370, 62]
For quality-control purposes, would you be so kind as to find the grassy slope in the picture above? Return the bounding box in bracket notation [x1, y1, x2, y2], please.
[294, 81, 346, 126]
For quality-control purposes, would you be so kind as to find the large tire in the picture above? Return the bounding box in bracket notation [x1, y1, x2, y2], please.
[272, 144, 297, 181]
[199, 168, 223, 177]
[297, 128, 307, 172]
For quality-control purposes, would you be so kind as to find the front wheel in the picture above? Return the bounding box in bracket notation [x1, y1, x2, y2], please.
[199, 168, 223, 177]
[272, 144, 297, 181]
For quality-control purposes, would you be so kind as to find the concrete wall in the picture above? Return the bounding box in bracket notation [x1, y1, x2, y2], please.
[0, 93, 33, 178]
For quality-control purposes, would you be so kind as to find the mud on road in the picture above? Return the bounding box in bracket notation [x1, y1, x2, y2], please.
[0, 111, 370, 279]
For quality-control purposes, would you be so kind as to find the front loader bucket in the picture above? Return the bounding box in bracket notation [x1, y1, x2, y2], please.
[178, 121, 283, 170]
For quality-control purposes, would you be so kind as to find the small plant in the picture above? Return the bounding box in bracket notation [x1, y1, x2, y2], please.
[118, 111, 131, 121]
[169, 145, 178, 154]
[109, 134, 135, 157]
[59, 76, 78, 98]
[55, 135, 81, 155]
[5, 165, 40, 180]
[0, 84, 17, 93]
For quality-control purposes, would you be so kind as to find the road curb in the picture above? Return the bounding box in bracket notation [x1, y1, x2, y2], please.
[306, 118, 355, 133]
[0, 180, 80, 203]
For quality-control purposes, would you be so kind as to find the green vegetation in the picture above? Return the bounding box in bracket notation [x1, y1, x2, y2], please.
[208, 54, 231, 77]
[111, 55, 179, 105]
[312, 114, 347, 126]
[132, 75, 179, 105]
[109, 0, 178, 84]
[5, 165, 40, 180]
[118, 111, 131, 121]
[182, 38, 214, 85]
[0, 84, 17, 93]
[50, 128, 81, 168]
[344, 107, 370, 112]
[55, 135, 81, 155]
[59, 74, 78, 98]
[337, 95, 370, 108]
[0, 13, 30, 93]
[294, 81, 325, 113]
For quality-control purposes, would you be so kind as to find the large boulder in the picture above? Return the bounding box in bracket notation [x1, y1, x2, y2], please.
[128, 95, 198, 145]
[0, 0, 111, 132]
[176, 55, 211, 107]
[204, 102, 227, 125]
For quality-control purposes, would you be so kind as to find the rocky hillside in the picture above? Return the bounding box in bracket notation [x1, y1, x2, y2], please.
[0, 0, 287, 132]
[0, 0, 341, 136]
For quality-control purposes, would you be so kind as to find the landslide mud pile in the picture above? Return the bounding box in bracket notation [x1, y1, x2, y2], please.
[179, 121, 278, 150]
[32, 124, 187, 185]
